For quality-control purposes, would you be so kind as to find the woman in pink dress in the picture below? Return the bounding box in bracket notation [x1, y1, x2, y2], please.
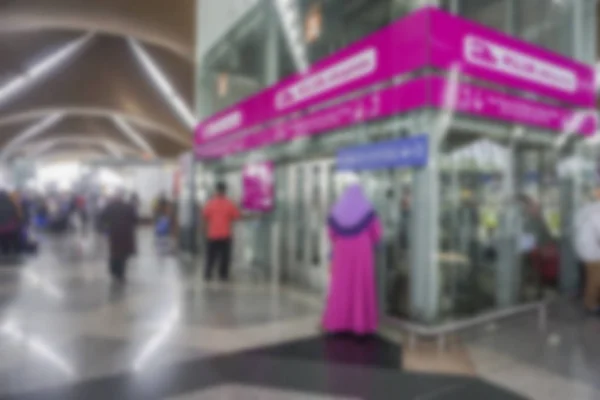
[322, 184, 382, 335]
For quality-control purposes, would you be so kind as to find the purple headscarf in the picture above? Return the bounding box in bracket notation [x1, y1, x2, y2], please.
[328, 184, 374, 232]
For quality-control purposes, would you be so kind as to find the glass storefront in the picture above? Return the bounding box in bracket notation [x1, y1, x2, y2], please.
[197, 0, 595, 119]
[435, 129, 566, 321]
[194, 1, 597, 325]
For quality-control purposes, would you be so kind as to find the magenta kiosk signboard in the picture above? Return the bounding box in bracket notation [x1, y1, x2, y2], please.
[195, 7, 596, 159]
[428, 11, 595, 107]
[241, 161, 275, 212]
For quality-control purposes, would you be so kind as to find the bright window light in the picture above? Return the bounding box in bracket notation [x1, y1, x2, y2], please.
[113, 116, 157, 158]
[37, 161, 81, 188]
[0, 34, 92, 107]
[98, 168, 125, 187]
[128, 39, 196, 129]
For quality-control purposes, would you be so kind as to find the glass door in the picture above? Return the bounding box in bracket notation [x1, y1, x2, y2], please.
[285, 159, 333, 293]
[438, 138, 511, 318]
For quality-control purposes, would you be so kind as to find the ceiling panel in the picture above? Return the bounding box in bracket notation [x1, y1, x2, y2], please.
[0, 36, 191, 139]
[0, 0, 195, 58]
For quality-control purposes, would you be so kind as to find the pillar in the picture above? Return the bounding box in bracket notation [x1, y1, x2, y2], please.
[263, 0, 280, 86]
[573, 0, 597, 64]
[410, 112, 440, 322]
[495, 137, 520, 307]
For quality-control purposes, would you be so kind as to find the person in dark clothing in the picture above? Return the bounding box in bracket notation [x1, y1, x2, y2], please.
[202, 182, 241, 281]
[153, 193, 169, 222]
[0, 190, 21, 257]
[102, 191, 137, 283]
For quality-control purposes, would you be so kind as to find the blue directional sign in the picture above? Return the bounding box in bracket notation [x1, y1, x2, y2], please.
[336, 135, 428, 171]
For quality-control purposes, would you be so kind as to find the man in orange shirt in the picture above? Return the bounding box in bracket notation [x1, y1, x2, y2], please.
[202, 182, 241, 281]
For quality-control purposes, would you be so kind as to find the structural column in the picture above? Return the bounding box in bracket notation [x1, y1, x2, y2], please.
[410, 113, 441, 322]
[263, 0, 280, 86]
[496, 137, 520, 308]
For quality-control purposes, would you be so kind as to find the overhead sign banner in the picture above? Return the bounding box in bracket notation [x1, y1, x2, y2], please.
[195, 8, 596, 159]
[195, 8, 431, 144]
[336, 136, 428, 171]
[429, 10, 595, 107]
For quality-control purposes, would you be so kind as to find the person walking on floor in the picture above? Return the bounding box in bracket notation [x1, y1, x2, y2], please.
[322, 183, 382, 335]
[0, 189, 22, 258]
[202, 182, 240, 281]
[102, 190, 137, 283]
[574, 188, 600, 316]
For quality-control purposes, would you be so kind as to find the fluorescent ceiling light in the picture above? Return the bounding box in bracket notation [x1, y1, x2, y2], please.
[101, 140, 124, 158]
[0, 113, 63, 162]
[128, 39, 196, 129]
[113, 116, 157, 158]
[0, 34, 92, 107]
[0, 76, 28, 102]
[25, 138, 135, 159]
[28, 34, 93, 78]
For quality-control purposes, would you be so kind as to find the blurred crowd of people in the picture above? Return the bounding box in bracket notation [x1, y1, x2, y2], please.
[0, 187, 140, 258]
[0, 185, 180, 285]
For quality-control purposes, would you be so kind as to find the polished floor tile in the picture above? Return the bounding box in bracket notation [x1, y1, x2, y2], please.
[465, 304, 600, 391]
[167, 384, 360, 400]
[0, 230, 589, 399]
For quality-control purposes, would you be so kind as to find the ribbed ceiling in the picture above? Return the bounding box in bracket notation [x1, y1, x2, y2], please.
[0, 0, 196, 161]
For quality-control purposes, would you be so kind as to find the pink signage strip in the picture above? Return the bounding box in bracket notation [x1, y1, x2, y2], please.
[195, 74, 598, 159]
[198, 78, 431, 158]
[429, 8, 595, 108]
[195, 8, 431, 145]
[429, 76, 597, 135]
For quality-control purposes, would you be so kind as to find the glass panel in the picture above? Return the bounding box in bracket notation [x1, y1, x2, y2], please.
[276, 166, 291, 281]
[440, 0, 456, 13]
[297, 0, 406, 66]
[514, 0, 575, 57]
[310, 164, 322, 266]
[515, 146, 559, 303]
[438, 138, 509, 319]
[460, 0, 509, 33]
[296, 166, 305, 263]
[197, 0, 421, 117]
[198, 5, 268, 116]
[387, 170, 413, 317]
[437, 132, 561, 322]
